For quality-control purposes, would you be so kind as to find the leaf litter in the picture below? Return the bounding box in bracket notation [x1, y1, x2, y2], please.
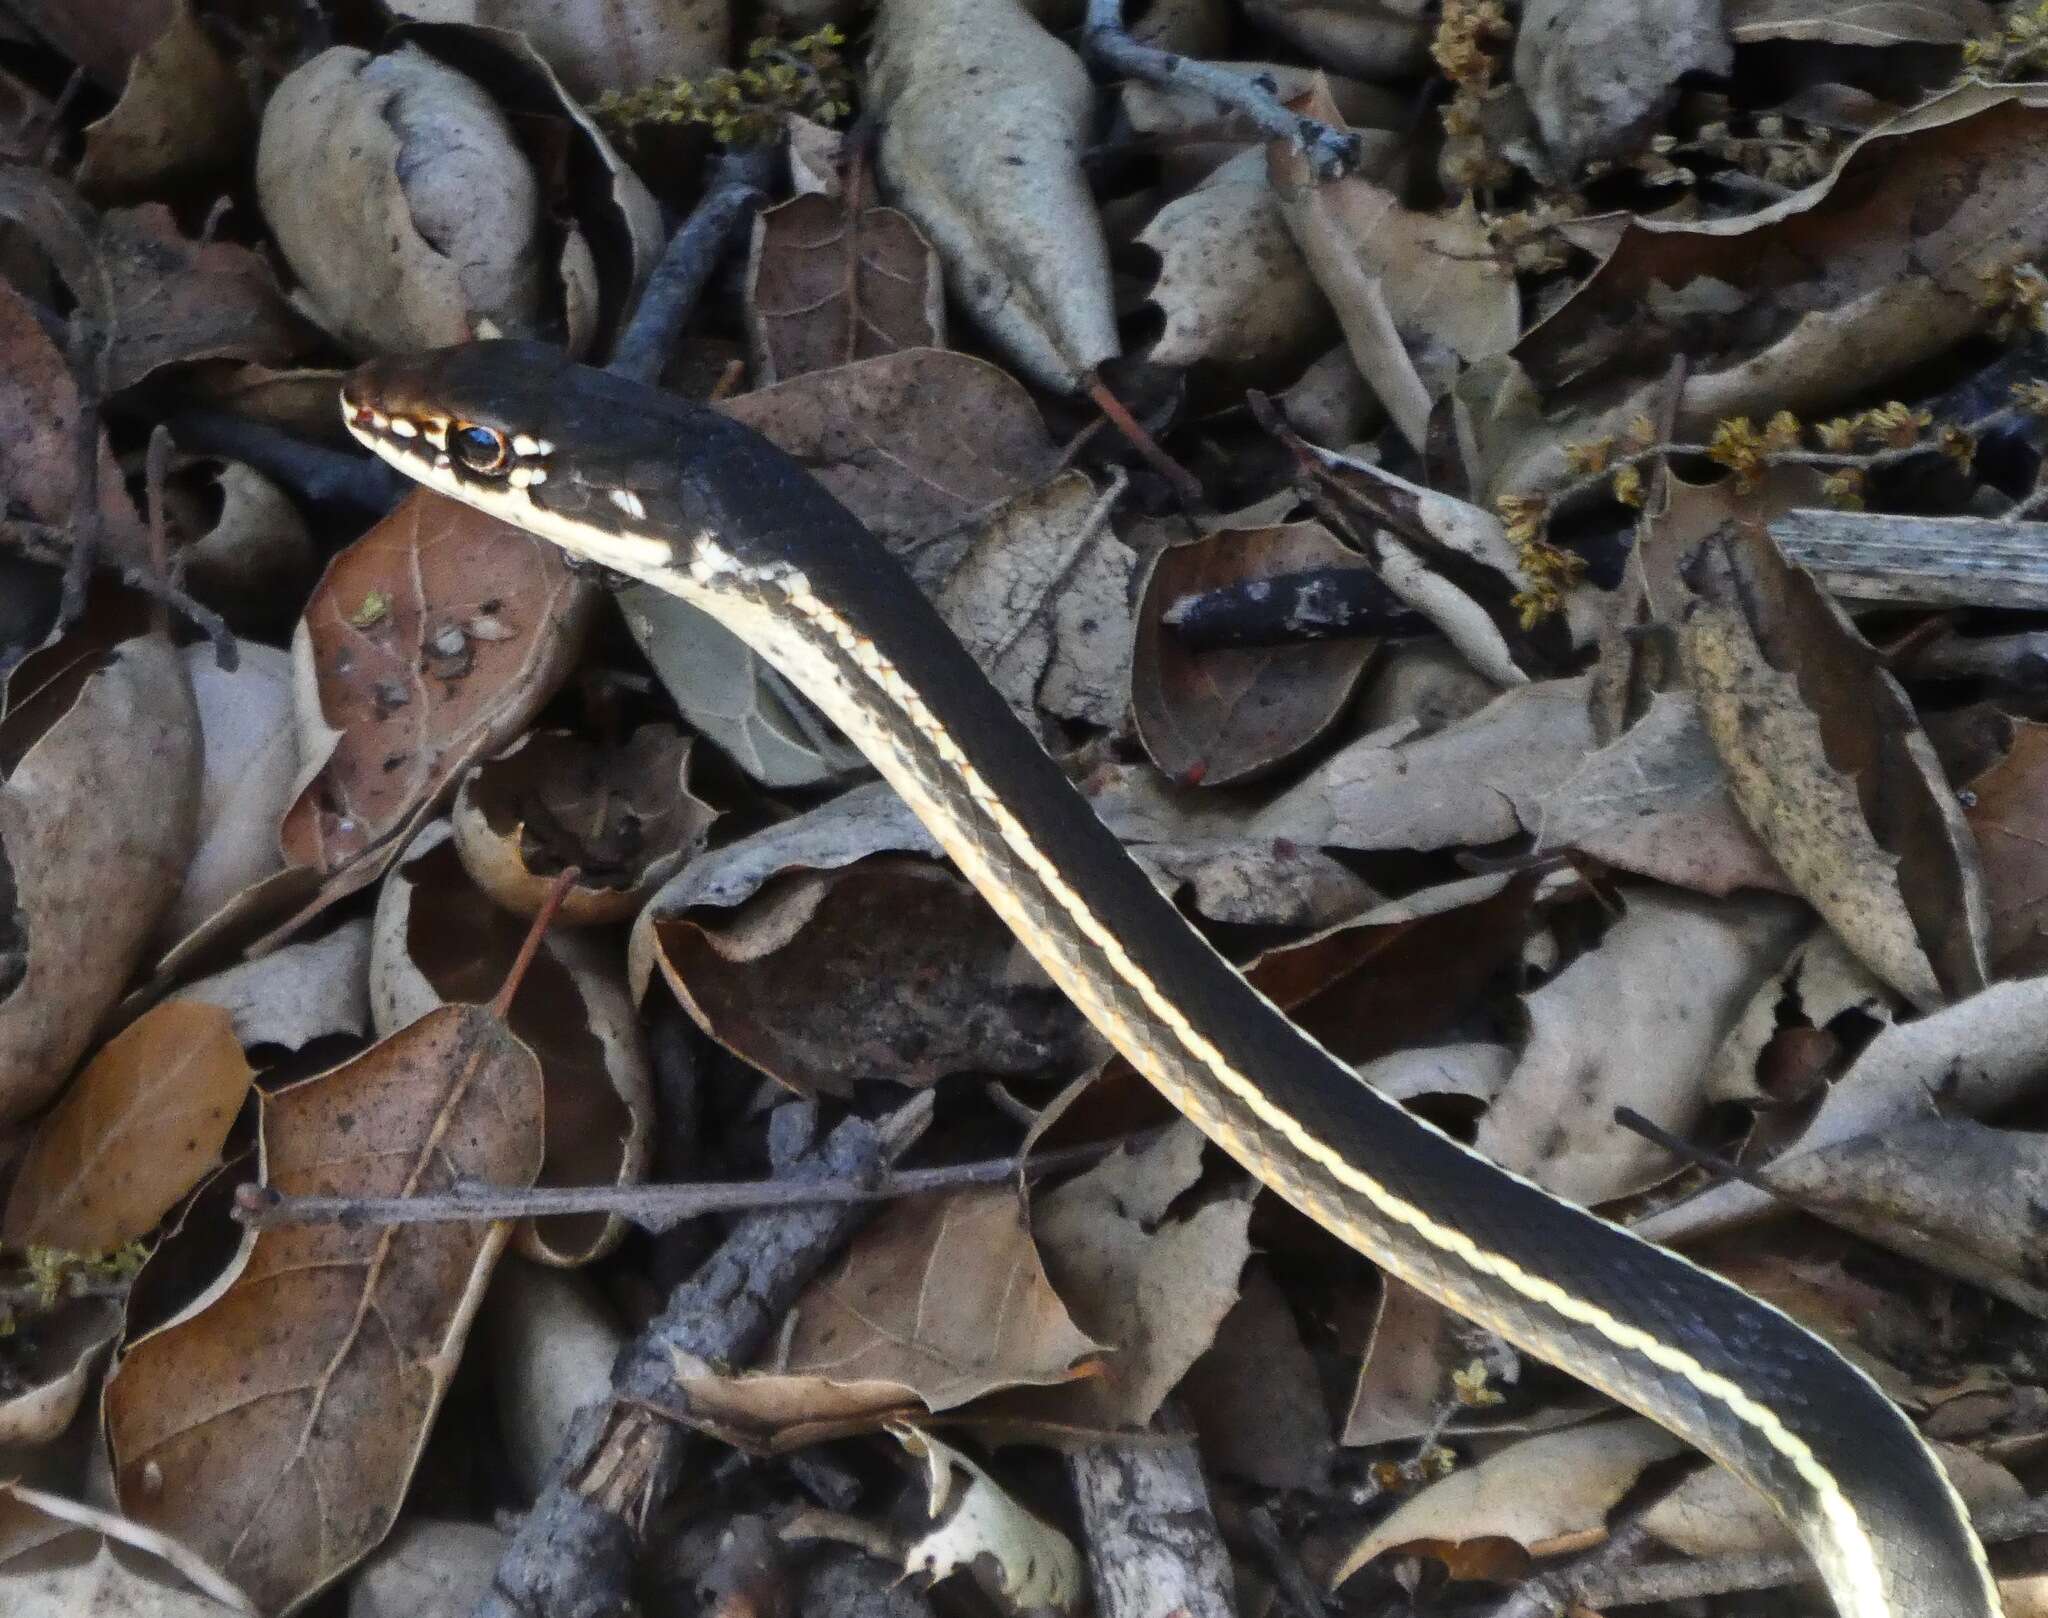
[3, 4, 2048, 1615]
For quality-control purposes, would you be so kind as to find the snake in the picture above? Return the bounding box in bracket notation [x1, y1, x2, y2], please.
[341, 340, 2000, 1618]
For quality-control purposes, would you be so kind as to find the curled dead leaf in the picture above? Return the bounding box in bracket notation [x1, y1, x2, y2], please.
[642, 857, 1088, 1097]
[160, 641, 296, 948]
[937, 472, 1134, 730]
[1022, 1122, 1250, 1429]
[1334, 1419, 1687, 1588]
[1679, 522, 1987, 1008]
[258, 44, 543, 352]
[745, 186, 946, 385]
[1475, 889, 1807, 1204]
[388, 0, 730, 100]
[373, 823, 652, 1267]
[2, 1000, 253, 1254]
[1133, 521, 1376, 786]
[0, 628, 199, 1124]
[1137, 147, 1333, 381]
[677, 1188, 1102, 1449]
[869, 0, 1118, 390]
[452, 726, 716, 927]
[891, 1424, 1083, 1615]
[104, 999, 543, 1615]
[277, 492, 596, 919]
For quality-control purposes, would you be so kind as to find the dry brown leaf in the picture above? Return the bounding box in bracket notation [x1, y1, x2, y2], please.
[161, 641, 296, 947]
[388, 0, 730, 99]
[373, 823, 651, 1267]
[1700, 925, 1884, 1109]
[892, 1424, 1083, 1614]
[1681, 522, 1986, 1009]
[1964, 717, 2048, 975]
[1334, 1419, 1688, 1588]
[720, 348, 1062, 570]
[625, 351, 1060, 789]
[1525, 688, 1788, 897]
[1247, 675, 1596, 850]
[1726, 0, 1999, 44]
[95, 205, 308, 392]
[0, 628, 199, 1123]
[1270, 79, 1516, 446]
[173, 463, 318, 641]
[2, 1001, 252, 1254]
[645, 857, 1088, 1096]
[278, 492, 595, 899]
[869, 0, 1118, 390]
[635, 782, 937, 942]
[1475, 889, 1807, 1203]
[1238, 874, 1535, 1069]
[937, 472, 1133, 730]
[745, 186, 945, 385]
[0, 1480, 253, 1616]
[168, 920, 373, 1053]
[1178, 1263, 1331, 1489]
[257, 44, 543, 353]
[1764, 1118, 2048, 1315]
[1515, 0, 1731, 173]
[1640, 975, 2048, 1242]
[1508, 85, 2048, 491]
[482, 1262, 624, 1495]
[452, 725, 716, 927]
[1132, 521, 1376, 786]
[76, 0, 249, 203]
[1138, 147, 1333, 379]
[1343, 1274, 1468, 1448]
[0, 1298, 121, 1448]
[0, 265, 144, 560]
[677, 1188, 1102, 1447]
[1025, 1122, 1251, 1428]
[104, 999, 544, 1615]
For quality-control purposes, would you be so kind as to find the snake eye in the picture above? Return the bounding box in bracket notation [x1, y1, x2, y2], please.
[452, 423, 509, 475]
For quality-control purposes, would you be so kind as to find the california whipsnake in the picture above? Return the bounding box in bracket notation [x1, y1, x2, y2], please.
[341, 341, 2001, 1618]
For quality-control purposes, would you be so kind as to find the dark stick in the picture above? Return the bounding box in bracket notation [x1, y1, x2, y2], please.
[1163, 565, 1432, 651]
[607, 143, 780, 385]
[477, 1097, 933, 1618]
[164, 409, 409, 514]
[235, 1128, 1155, 1234]
[1079, 0, 1361, 180]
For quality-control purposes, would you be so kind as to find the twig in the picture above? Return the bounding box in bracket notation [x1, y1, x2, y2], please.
[1079, 0, 1362, 181]
[0, 516, 236, 670]
[490, 866, 581, 1020]
[233, 1128, 1156, 1234]
[1571, 1494, 2048, 1610]
[478, 1097, 933, 1618]
[1247, 1505, 1329, 1618]
[1164, 565, 1432, 651]
[164, 408, 409, 514]
[1083, 374, 1203, 506]
[608, 143, 780, 385]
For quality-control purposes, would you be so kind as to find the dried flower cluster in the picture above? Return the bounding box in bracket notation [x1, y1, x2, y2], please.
[596, 27, 853, 146]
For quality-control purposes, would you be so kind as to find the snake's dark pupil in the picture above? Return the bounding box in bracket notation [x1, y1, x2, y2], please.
[454, 425, 506, 471]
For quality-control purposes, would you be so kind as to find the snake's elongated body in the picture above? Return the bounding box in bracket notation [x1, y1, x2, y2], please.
[343, 343, 1999, 1618]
